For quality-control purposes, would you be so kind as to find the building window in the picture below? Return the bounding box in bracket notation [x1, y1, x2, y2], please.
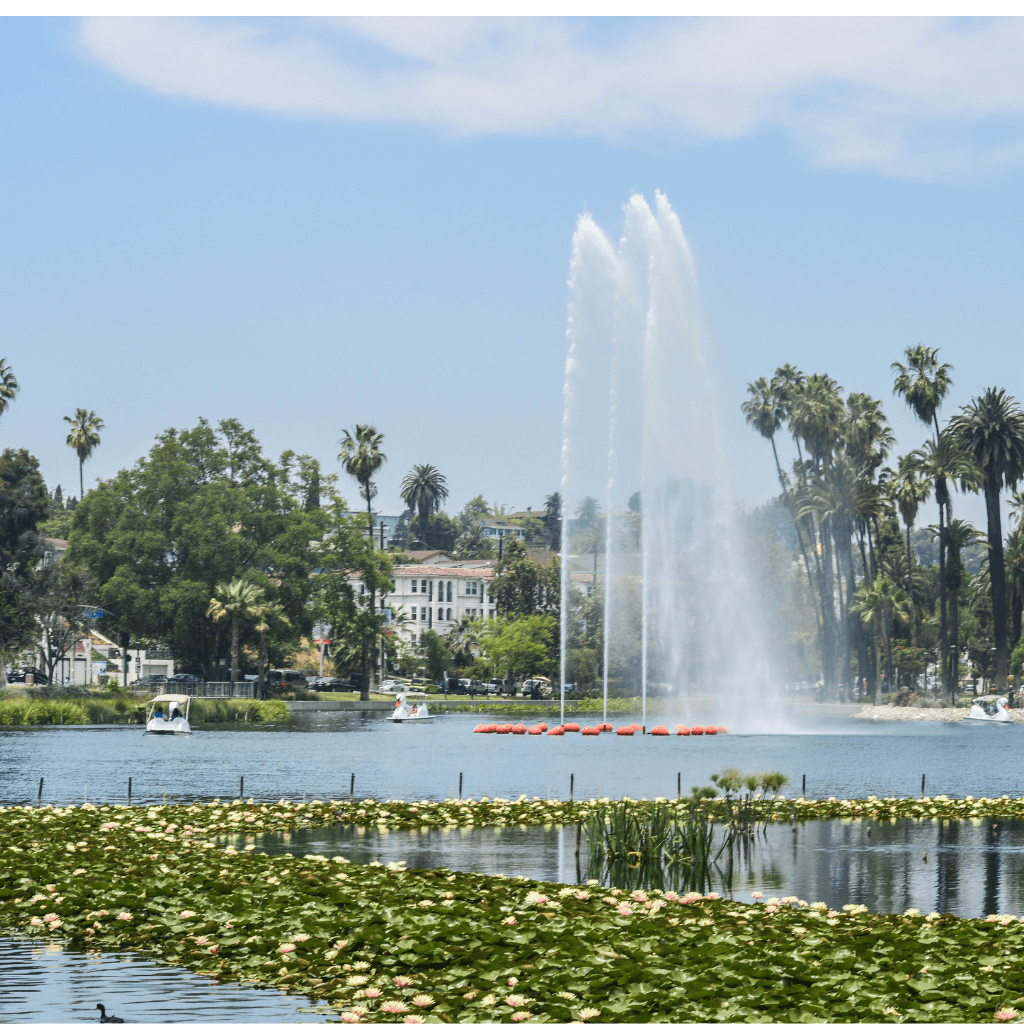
[447, 608, 452, 620]
[446, 581, 452, 602]
[489, 593, 495, 604]
[411, 579, 418, 593]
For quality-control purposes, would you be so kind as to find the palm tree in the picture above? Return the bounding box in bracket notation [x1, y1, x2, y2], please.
[0, 359, 19, 421]
[400, 464, 449, 549]
[943, 518, 983, 693]
[742, 377, 786, 483]
[852, 575, 906, 704]
[892, 347, 954, 440]
[254, 599, 290, 699]
[889, 455, 932, 648]
[949, 388, 1024, 692]
[544, 492, 562, 551]
[206, 579, 265, 683]
[789, 374, 845, 468]
[63, 408, 105, 499]
[338, 424, 386, 690]
[911, 433, 980, 700]
[455, 524, 495, 560]
[338, 425, 387, 540]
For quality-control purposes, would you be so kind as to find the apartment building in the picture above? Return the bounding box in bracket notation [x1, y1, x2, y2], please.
[384, 564, 496, 642]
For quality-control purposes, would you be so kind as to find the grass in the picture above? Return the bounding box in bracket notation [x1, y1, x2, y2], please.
[4, 799, 1024, 1021]
[0, 696, 289, 726]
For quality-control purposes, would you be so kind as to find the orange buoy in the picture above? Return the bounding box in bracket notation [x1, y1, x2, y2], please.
[549, 726, 565, 736]
[511, 723, 527, 735]
[496, 723, 513, 734]
[599, 723, 613, 732]
[617, 726, 635, 736]
[564, 722, 580, 732]
[691, 726, 705, 736]
[528, 724, 545, 735]
[537, 722, 549, 732]
[676, 726, 691, 736]
[717, 725, 728, 734]
[651, 725, 669, 736]
[581, 726, 600, 736]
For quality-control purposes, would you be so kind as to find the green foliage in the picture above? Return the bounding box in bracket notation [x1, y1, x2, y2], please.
[6, 797, 1024, 1023]
[0, 696, 288, 725]
[477, 614, 556, 680]
[489, 538, 559, 617]
[418, 630, 449, 680]
[565, 647, 597, 691]
[66, 419, 328, 676]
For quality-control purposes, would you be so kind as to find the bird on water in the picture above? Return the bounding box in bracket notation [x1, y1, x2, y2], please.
[96, 1003, 124, 1023]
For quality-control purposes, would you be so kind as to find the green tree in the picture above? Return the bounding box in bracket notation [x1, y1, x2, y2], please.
[0, 448, 51, 657]
[63, 408, 104, 500]
[455, 524, 495, 559]
[910, 432, 979, 699]
[489, 538, 560, 618]
[949, 388, 1024, 691]
[478, 614, 556, 682]
[889, 455, 932, 648]
[206, 579, 266, 683]
[313, 499, 394, 700]
[544, 492, 562, 551]
[852, 575, 906, 703]
[254, 599, 290, 698]
[0, 359, 19, 422]
[400, 464, 449, 548]
[943, 517, 983, 691]
[66, 419, 324, 677]
[419, 629, 450, 680]
[338, 424, 387, 687]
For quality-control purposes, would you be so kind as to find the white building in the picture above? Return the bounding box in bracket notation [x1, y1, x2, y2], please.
[383, 564, 497, 642]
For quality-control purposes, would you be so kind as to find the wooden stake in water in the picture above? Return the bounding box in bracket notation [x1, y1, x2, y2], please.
[570, 773, 574, 802]
[459, 772, 463, 799]
[575, 819, 581, 857]
[677, 772, 681, 798]
[802, 774, 806, 798]
[350, 773, 355, 798]
[240, 776, 244, 799]
[128, 777, 132, 806]
[36, 777, 43, 808]
[921, 773, 926, 796]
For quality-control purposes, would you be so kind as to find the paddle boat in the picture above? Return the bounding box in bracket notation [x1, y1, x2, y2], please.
[145, 694, 192, 735]
[389, 693, 434, 724]
[964, 695, 1013, 723]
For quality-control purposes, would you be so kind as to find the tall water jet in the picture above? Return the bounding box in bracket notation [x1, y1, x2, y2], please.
[560, 192, 773, 729]
[560, 213, 616, 724]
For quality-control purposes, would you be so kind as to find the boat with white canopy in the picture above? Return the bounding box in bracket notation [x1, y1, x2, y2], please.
[145, 694, 192, 735]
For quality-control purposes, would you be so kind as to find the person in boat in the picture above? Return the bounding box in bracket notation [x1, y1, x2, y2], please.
[171, 706, 181, 720]
[411, 704, 418, 716]
[154, 707, 164, 719]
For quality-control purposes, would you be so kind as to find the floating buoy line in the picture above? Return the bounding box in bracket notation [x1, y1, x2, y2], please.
[473, 722, 727, 736]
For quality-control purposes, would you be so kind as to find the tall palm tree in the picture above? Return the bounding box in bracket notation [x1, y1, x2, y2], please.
[254, 599, 290, 699]
[892, 346, 954, 440]
[789, 374, 845, 468]
[943, 518, 983, 693]
[949, 388, 1024, 692]
[852, 575, 906, 704]
[889, 455, 932, 648]
[911, 433, 979, 700]
[338, 425, 387, 539]
[400, 464, 449, 549]
[207, 579, 265, 683]
[338, 424, 386, 693]
[0, 359, 19, 421]
[63, 408, 105, 499]
[544, 492, 562, 551]
[742, 377, 785, 483]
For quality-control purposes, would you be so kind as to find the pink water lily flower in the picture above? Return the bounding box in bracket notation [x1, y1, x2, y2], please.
[393, 976, 413, 988]
[506, 994, 527, 1007]
[379, 1000, 409, 1014]
[411, 996, 434, 1007]
[278, 943, 296, 953]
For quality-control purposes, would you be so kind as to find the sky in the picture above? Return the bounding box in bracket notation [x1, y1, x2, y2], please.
[4, 17, 1024, 526]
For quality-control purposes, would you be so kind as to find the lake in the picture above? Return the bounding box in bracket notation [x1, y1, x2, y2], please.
[0, 711, 1019, 806]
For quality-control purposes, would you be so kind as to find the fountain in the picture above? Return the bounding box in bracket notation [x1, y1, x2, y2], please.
[559, 193, 774, 729]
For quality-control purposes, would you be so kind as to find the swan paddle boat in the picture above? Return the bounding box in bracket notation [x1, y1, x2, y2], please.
[145, 694, 192, 735]
[389, 694, 434, 724]
[964, 695, 1013, 723]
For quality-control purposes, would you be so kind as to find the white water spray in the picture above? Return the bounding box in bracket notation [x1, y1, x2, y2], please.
[560, 193, 772, 729]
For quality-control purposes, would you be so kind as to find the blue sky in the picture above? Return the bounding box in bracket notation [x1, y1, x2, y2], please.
[4, 17, 1024, 525]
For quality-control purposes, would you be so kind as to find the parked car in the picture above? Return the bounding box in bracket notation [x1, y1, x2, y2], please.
[167, 672, 203, 685]
[522, 677, 552, 700]
[267, 670, 309, 692]
[439, 678, 467, 695]
[6, 667, 28, 683]
[135, 673, 167, 688]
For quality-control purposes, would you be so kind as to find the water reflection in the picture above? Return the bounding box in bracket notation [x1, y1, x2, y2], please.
[228, 817, 1024, 919]
[0, 935, 328, 1022]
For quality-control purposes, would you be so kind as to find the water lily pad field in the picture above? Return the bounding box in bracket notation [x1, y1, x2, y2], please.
[6, 797, 1024, 1022]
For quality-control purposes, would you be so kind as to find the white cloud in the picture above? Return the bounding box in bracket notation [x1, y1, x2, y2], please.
[79, 16, 1024, 177]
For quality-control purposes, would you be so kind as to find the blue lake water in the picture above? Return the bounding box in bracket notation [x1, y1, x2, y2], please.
[0, 710, 1019, 806]
[0, 935, 328, 1022]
